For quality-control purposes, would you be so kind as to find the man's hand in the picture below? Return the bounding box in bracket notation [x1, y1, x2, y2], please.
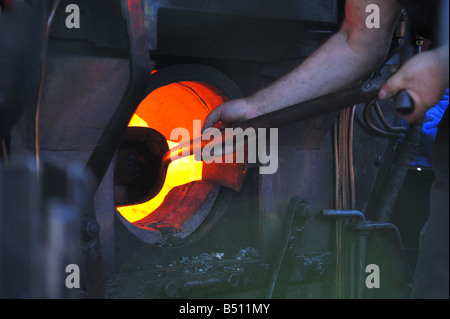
[379, 44, 449, 123]
[202, 98, 261, 131]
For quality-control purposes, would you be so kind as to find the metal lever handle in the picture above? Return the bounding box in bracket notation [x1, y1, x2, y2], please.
[395, 89, 415, 115]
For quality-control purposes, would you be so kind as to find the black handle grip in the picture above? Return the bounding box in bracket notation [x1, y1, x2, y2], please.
[395, 90, 415, 115]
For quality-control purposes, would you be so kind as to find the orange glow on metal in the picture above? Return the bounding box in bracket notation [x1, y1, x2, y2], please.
[116, 80, 228, 223]
[117, 114, 203, 223]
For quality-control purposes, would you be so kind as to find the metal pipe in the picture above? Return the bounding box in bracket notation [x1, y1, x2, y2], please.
[356, 230, 368, 299]
[320, 209, 366, 298]
[321, 209, 366, 221]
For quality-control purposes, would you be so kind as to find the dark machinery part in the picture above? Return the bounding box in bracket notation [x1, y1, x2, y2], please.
[107, 197, 413, 299]
[368, 119, 424, 222]
[360, 10, 417, 139]
[81, 0, 152, 298]
[363, 98, 407, 140]
[395, 90, 415, 115]
[0, 1, 47, 139]
[267, 198, 412, 299]
[0, 160, 92, 298]
[365, 15, 425, 223]
[392, 14, 420, 116]
[85, 0, 152, 191]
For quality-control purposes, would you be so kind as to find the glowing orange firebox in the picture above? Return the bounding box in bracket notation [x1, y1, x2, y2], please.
[116, 79, 228, 223]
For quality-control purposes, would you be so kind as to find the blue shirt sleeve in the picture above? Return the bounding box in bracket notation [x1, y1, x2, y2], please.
[402, 89, 449, 167]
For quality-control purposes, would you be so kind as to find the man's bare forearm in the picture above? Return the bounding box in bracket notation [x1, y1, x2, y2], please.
[202, 0, 402, 129]
[247, 32, 382, 115]
[246, 0, 401, 116]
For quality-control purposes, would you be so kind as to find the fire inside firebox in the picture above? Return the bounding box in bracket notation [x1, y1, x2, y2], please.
[114, 74, 231, 236]
[117, 114, 204, 223]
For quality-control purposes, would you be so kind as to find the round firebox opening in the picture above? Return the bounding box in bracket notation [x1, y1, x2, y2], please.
[114, 64, 244, 245]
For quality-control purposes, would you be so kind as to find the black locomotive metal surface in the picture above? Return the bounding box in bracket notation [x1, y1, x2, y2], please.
[149, 0, 340, 61]
[0, 1, 47, 138]
[0, 0, 427, 299]
[48, 0, 341, 61]
[0, 160, 91, 298]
